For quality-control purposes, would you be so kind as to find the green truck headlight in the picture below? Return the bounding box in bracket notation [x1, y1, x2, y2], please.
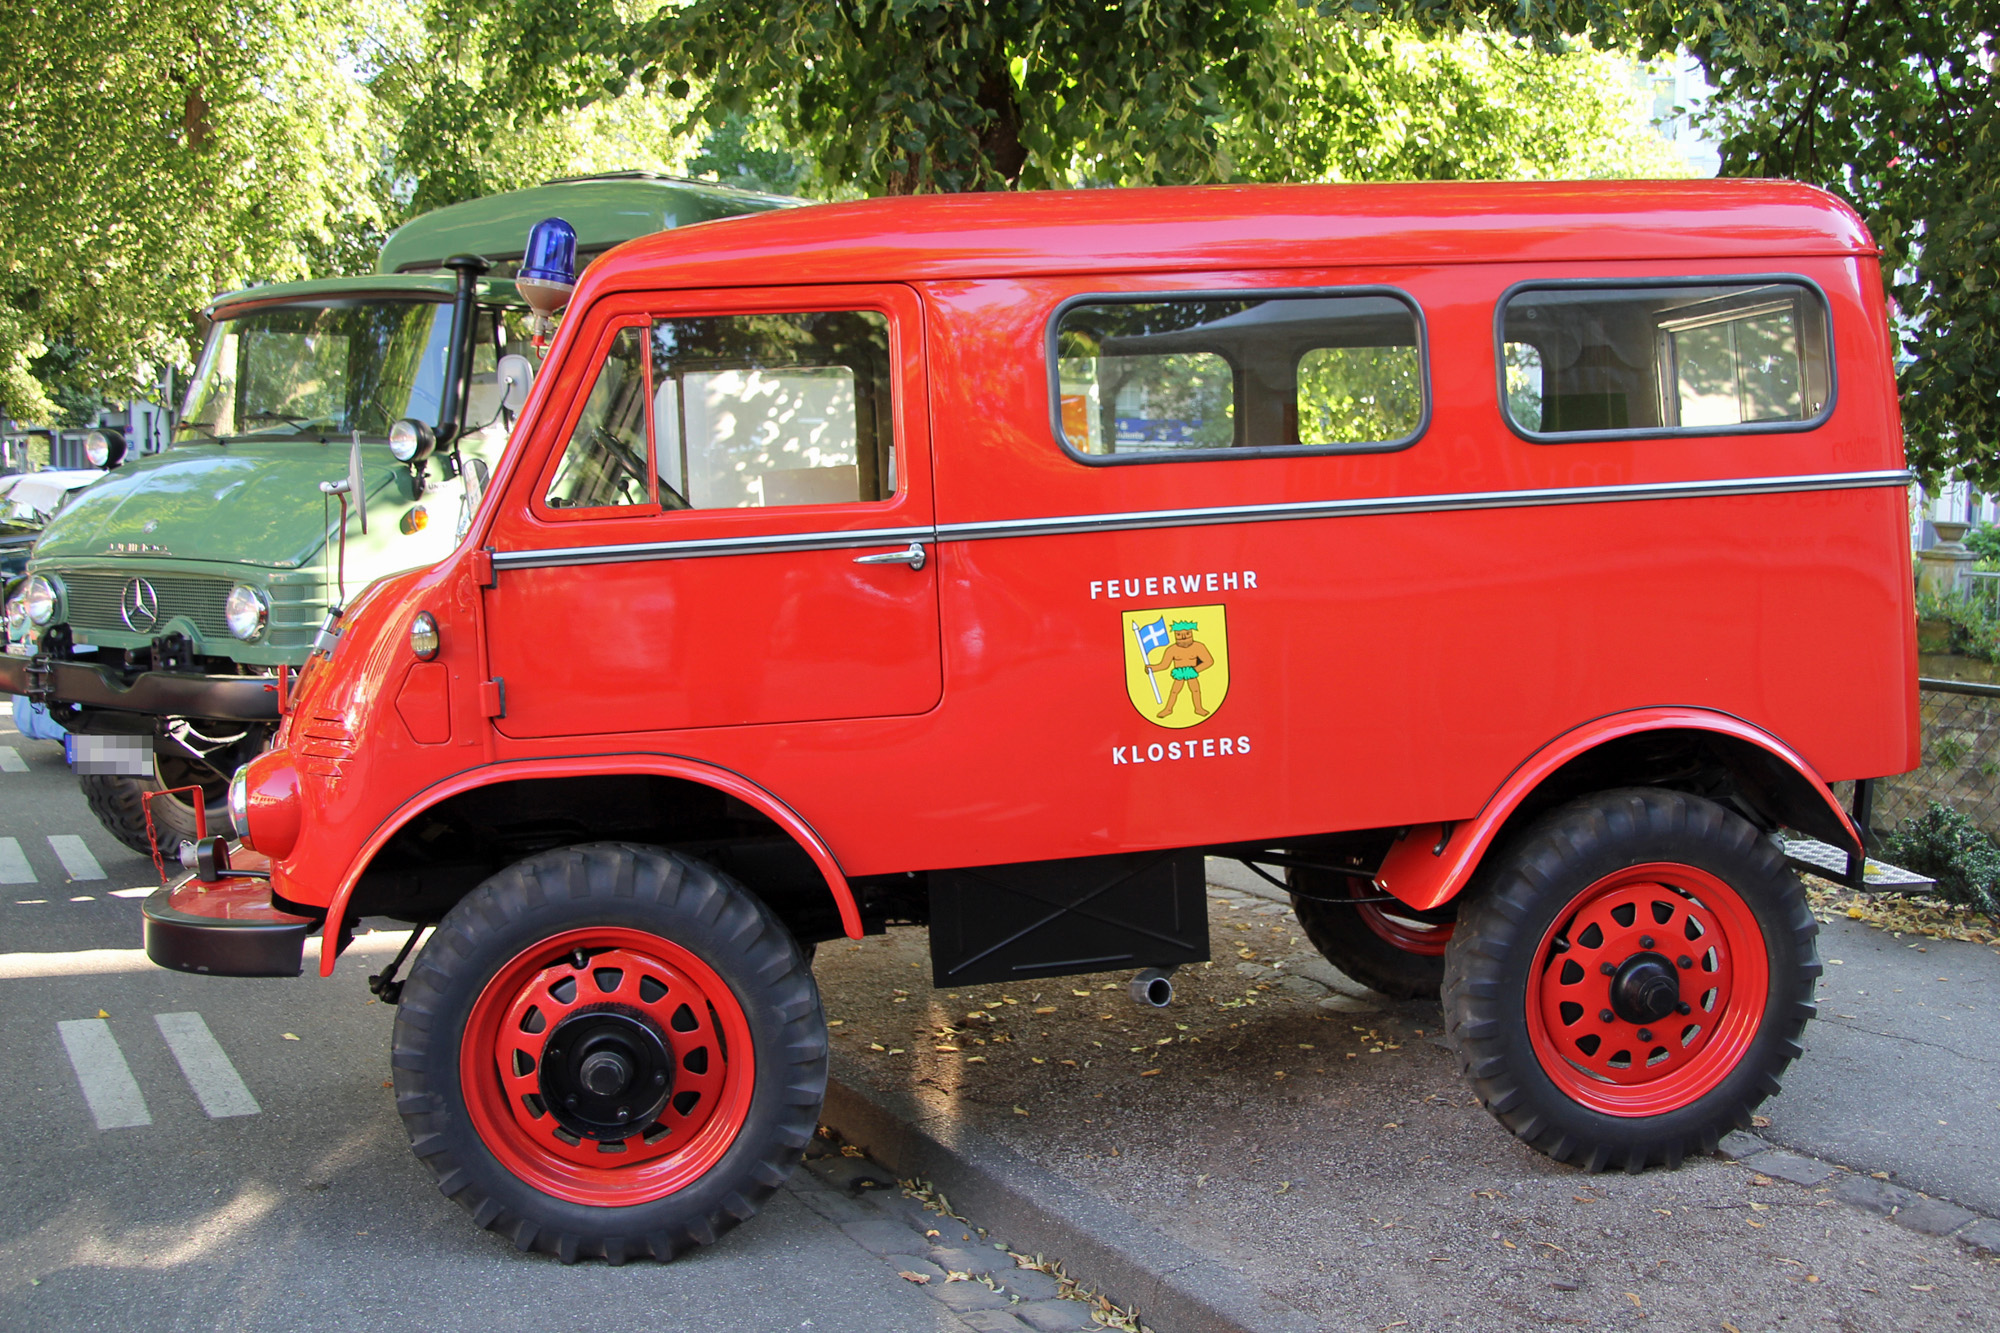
[225, 584, 270, 641]
[24, 573, 62, 626]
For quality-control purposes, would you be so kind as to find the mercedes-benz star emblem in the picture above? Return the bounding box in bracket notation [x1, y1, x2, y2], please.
[119, 578, 160, 633]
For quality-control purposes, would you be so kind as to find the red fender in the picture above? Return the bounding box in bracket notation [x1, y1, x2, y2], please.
[318, 755, 858, 976]
[1374, 708, 1862, 912]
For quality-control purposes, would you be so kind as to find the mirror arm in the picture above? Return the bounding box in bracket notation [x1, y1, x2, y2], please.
[435, 254, 491, 449]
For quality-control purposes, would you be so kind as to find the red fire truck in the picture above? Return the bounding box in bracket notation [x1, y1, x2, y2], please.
[146, 181, 1918, 1262]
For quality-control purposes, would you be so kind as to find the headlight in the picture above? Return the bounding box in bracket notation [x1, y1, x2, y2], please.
[225, 584, 270, 641]
[23, 573, 61, 625]
[228, 765, 250, 840]
[85, 428, 127, 468]
[388, 418, 435, 463]
[410, 610, 440, 660]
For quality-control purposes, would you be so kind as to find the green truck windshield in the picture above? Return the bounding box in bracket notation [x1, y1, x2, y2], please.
[177, 299, 456, 443]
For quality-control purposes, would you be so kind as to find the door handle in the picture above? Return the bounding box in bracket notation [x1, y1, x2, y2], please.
[853, 542, 927, 571]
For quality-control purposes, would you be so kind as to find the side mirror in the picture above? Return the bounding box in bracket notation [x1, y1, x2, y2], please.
[84, 428, 127, 469]
[496, 354, 535, 416]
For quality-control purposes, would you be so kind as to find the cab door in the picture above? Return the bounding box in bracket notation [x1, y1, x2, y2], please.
[483, 284, 939, 738]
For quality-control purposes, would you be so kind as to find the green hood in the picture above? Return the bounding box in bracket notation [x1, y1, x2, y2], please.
[32, 441, 404, 571]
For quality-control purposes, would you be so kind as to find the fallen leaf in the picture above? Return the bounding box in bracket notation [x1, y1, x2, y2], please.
[1502, 1239, 1517, 1249]
[1013, 1105, 1029, 1116]
[827, 1019, 844, 1027]
[282, 1033, 300, 1041]
[1723, 1323, 1745, 1333]
[934, 1046, 961, 1053]
[1911, 1284, 1934, 1291]
[1626, 1293, 1642, 1310]
[965, 1055, 986, 1063]
[1072, 989, 1091, 997]
[1139, 1068, 1161, 1077]
[1059, 1059, 1077, 1067]
[1751, 1115, 1772, 1128]
[97, 1009, 110, 1019]
[870, 1043, 886, 1051]
[1033, 1006, 1057, 1014]
[1750, 1202, 1770, 1212]
[1747, 1219, 1764, 1228]
[897, 1271, 931, 1285]
[886, 1048, 906, 1056]
[1277, 1181, 1291, 1193]
[1195, 1174, 1209, 1187]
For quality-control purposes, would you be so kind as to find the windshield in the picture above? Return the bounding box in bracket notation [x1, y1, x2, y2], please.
[177, 299, 456, 443]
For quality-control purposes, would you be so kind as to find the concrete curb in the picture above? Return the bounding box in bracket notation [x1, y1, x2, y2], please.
[1718, 1130, 2000, 1258]
[821, 1051, 1323, 1333]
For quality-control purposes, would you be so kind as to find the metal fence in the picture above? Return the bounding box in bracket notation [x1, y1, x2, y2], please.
[1860, 677, 2000, 841]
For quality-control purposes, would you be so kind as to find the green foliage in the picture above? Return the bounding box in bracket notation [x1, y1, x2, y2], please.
[1881, 801, 2000, 914]
[379, 1, 707, 215]
[1915, 589, 2000, 663]
[1230, 22, 1690, 184]
[454, 1, 1692, 196]
[0, 0, 398, 420]
[1965, 523, 2000, 569]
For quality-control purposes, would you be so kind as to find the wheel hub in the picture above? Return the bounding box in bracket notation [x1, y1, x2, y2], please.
[479, 939, 741, 1176]
[1529, 866, 1747, 1098]
[1610, 952, 1682, 1025]
[538, 1009, 673, 1140]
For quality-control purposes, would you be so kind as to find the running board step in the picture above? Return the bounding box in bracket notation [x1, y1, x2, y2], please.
[1778, 835, 1937, 891]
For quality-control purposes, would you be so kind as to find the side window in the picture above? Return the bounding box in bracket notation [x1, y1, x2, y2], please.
[1054, 294, 1424, 459]
[545, 326, 650, 509]
[1500, 282, 1832, 437]
[650, 310, 893, 508]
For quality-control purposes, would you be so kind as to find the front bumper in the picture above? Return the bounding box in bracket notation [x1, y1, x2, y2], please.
[1, 652, 281, 722]
[142, 867, 315, 977]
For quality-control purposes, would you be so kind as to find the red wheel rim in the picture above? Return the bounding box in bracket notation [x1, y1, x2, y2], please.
[1526, 863, 1768, 1117]
[461, 927, 756, 1206]
[1354, 884, 1453, 957]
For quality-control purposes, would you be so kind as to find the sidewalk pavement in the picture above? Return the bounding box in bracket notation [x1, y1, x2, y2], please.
[811, 861, 2000, 1333]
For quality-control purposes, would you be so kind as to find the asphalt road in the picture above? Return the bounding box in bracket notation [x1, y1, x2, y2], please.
[0, 717, 1033, 1333]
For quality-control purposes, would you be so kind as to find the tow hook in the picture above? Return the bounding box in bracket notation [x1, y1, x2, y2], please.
[181, 836, 267, 884]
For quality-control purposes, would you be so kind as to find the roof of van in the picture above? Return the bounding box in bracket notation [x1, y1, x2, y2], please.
[206, 272, 522, 316]
[580, 180, 1874, 297]
[375, 173, 801, 275]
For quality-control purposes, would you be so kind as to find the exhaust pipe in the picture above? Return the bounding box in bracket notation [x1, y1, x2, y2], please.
[1130, 967, 1176, 1008]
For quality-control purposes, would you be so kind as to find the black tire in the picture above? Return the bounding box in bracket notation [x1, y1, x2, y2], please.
[1442, 788, 1818, 1173]
[1288, 868, 1456, 1000]
[391, 842, 826, 1263]
[81, 770, 224, 857]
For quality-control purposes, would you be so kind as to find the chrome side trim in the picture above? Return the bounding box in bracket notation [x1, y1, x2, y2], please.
[935, 469, 1913, 543]
[489, 470, 1910, 568]
[491, 525, 936, 570]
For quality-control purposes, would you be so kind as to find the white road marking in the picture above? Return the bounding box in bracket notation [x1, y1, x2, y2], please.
[154, 1012, 261, 1118]
[0, 837, 32, 884]
[47, 835, 106, 880]
[0, 746, 25, 772]
[57, 1019, 153, 1130]
[109, 886, 154, 899]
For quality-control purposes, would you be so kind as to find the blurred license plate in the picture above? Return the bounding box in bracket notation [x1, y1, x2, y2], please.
[66, 733, 154, 776]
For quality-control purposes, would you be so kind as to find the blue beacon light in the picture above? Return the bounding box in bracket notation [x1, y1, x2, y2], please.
[518, 217, 578, 349]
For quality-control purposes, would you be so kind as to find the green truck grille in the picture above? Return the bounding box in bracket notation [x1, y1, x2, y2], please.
[64, 573, 233, 638]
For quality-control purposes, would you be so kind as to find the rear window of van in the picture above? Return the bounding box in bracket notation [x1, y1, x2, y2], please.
[1499, 281, 1833, 439]
[1052, 291, 1427, 462]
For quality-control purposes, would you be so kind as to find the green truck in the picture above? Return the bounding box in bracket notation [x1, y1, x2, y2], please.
[3, 174, 794, 852]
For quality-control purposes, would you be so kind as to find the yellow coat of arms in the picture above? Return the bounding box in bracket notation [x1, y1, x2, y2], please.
[1122, 605, 1229, 729]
